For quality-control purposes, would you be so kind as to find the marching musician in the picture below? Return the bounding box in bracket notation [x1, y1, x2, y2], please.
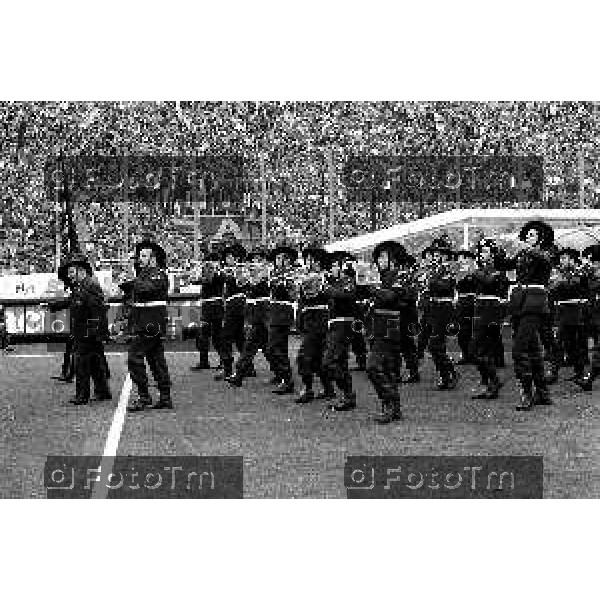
[503, 220, 555, 410]
[228, 247, 271, 387]
[121, 240, 172, 411]
[322, 250, 358, 411]
[549, 248, 588, 385]
[575, 244, 600, 391]
[454, 249, 478, 365]
[56, 252, 111, 406]
[190, 246, 224, 372]
[49, 261, 76, 382]
[469, 239, 510, 400]
[366, 240, 412, 423]
[421, 238, 460, 390]
[214, 243, 247, 381]
[266, 244, 298, 395]
[294, 247, 335, 404]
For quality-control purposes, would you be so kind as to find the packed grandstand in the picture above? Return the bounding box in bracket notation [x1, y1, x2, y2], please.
[1, 101, 600, 277]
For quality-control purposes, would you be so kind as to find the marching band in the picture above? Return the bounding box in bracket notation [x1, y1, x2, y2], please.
[51, 219, 600, 422]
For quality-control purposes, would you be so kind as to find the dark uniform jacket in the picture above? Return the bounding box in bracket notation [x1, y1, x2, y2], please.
[370, 270, 412, 342]
[67, 277, 109, 341]
[505, 248, 553, 317]
[549, 266, 588, 327]
[121, 266, 169, 336]
[244, 276, 271, 324]
[269, 269, 296, 328]
[324, 273, 356, 325]
[472, 267, 510, 326]
[297, 271, 328, 334]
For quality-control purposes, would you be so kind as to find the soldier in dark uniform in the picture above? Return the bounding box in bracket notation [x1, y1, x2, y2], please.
[49, 261, 76, 381]
[58, 253, 111, 405]
[539, 244, 562, 385]
[366, 240, 413, 423]
[422, 241, 459, 390]
[580, 247, 598, 361]
[190, 248, 224, 371]
[122, 240, 172, 411]
[455, 249, 478, 365]
[549, 248, 588, 384]
[469, 239, 510, 400]
[267, 245, 298, 395]
[228, 247, 271, 387]
[214, 243, 247, 381]
[322, 251, 357, 411]
[503, 221, 555, 410]
[575, 244, 600, 391]
[294, 247, 334, 404]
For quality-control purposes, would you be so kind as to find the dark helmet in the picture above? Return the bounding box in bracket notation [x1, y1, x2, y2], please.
[135, 239, 167, 268]
[582, 244, 600, 262]
[268, 244, 298, 263]
[221, 243, 247, 262]
[372, 241, 407, 264]
[61, 252, 93, 277]
[519, 220, 554, 250]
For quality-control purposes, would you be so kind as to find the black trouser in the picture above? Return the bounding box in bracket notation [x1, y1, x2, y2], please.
[235, 320, 269, 377]
[128, 334, 171, 397]
[456, 298, 475, 360]
[367, 338, 402, 403]
[539, 311, 560, 372]
[323, 320, 354, 393]
[75, 338, 110, 401]
[194, 306, 224, 366]
[471, 300, 504, 388]
[267, 324, 292, 383]
[296, 310, 330, 391]
[351, 304, 368, 361]
[512, 314, 546, 390]
[557, 305, 587, 377]
[417, 312, 431, 358]
[427, 302, 456, 379]
[587, 308, 600, 377]
[218, 314, 245, 375]
[62, 336, 76, 379]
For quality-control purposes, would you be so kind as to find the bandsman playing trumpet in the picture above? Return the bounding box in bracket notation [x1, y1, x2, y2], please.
[294, 246, 335, 404]
[228, 247, 271, 387]
[267, 244, 298, 395]
[322, 251, 358, 411]
[214, 243, 248, 381]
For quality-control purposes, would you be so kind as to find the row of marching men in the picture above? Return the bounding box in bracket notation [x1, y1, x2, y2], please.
[188, 220, 600, 422]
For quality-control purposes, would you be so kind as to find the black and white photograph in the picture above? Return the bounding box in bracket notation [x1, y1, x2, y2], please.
[1, 2, 597, 598]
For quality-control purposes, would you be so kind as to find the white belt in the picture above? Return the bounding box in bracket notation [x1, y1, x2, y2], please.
[225, 293, 246, 302]
[374, 309, 402, 316]
[246, 297, 270, 304]
[133, 301, 167, 307]
[270, 300, 295, 306]
[522, 284, 546, 289]
[201, 297, 223, 303]
[430, 297, 454, 302]
[557, 298, 587, 305]
[302, 305, 328, 311]
[457, 293, 476, 298]
[328, 317, 355, 326]
[476, 295, 503, 302]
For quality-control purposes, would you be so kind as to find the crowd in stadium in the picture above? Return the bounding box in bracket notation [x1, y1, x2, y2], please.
[1, 101, 599, 275]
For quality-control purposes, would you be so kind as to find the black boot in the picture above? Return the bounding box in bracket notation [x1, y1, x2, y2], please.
[294, 386, 315, 404]
[373, 398, 402, 423]
[544, 363, 559, 385]
[190, 360, 210, 371]
[534, 386, 552, 406]
[405, 370, 420, 383]
[214, 363, 233, 381]
[272, 379, 295, 395]
[151, 389, 174, 410]
[515, 380, 535, 411]
[327, 390, 357, 411]
[227, 372, 244, 387]
[352, 356, 366, 371]
[574, 373, 594, 392]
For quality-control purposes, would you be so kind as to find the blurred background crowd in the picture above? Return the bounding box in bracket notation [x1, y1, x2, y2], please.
[1, 101, 600, 276]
